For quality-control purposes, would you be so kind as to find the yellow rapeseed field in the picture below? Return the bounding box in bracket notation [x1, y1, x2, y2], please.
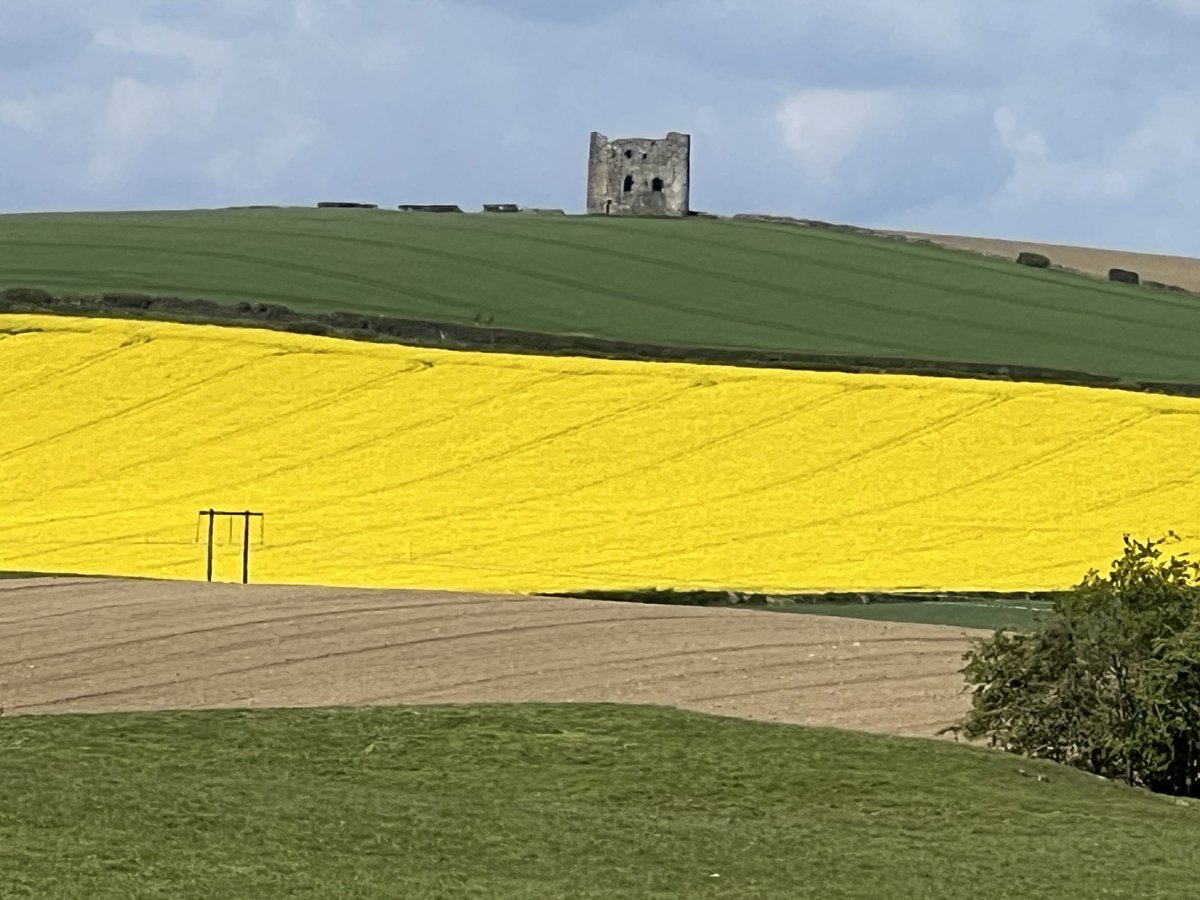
[1, 313, 1197, 594]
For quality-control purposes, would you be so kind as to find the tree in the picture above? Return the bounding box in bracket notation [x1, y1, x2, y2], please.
[956, 534, 1200, 797]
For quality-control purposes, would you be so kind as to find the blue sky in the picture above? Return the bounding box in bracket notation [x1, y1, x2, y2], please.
[3, 0, 1200, 254]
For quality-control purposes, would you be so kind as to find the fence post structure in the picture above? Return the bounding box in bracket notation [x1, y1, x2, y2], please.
[197, 509, 265, 584]
[206, 510, 216, 582]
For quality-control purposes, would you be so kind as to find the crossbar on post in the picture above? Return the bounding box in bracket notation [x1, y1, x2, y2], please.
[197, 509, 265, 584]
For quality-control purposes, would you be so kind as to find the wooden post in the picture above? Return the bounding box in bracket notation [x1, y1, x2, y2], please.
[242, 511, 251, 585]
[198, 509, 263, 585]
[205, 509, 215, 582]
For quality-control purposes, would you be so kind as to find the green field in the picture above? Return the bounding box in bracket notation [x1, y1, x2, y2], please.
[560, 590, 1056, 631]
[779, 597, 1052, 630]
[4, 208, 1200, 384]
[2, 704, 1197, 899]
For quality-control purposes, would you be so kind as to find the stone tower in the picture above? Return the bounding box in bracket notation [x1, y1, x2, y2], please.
[587, 131, 691, 217]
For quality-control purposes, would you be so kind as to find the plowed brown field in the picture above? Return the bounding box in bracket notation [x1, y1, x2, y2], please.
[893, 230, 1200, 292]
[0, 578, 982, 737]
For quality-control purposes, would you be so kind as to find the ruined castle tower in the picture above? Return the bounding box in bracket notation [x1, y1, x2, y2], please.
[587, 131, 691, 217]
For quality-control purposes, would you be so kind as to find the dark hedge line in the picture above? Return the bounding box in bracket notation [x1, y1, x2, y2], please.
[6, 286, 1200, 398]
[545, 587, 1066, 607]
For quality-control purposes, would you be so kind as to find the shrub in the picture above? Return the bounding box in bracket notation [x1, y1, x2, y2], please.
[957, 535, 1200, 796]
[1109, 268, 1140, 285]
[1, 287, 54, 305]
[325, 311, 377, 331]
[101, 292, 154, 309]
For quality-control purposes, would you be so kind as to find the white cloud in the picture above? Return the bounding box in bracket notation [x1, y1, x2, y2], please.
[92, 22, 229, 68]
[87, 75, 222, 187]
[775, 87, 987, 203]
[993, 108, 1047, 161]
[712, 0, 972, 54]
[1, 0, 1200, 255]
[1151, 0, 1200, 16]
[992, 94, 1200, 211]
[204, 115, 319, 195]
[0, 98, 41, 133]
[890, 90, 1200, 254]
[776, 89, 900, 182]
[293, 0, 354, 33]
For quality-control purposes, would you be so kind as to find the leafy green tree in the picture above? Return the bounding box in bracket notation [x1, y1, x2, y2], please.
[957, 534, 1200, 796]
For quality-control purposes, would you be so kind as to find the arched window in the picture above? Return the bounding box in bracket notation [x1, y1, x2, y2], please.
[651, 177, 664, 192]
[623, 175, 635, 193]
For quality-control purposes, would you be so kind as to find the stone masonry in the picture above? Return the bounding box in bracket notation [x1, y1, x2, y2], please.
[587, 131, 691, 216]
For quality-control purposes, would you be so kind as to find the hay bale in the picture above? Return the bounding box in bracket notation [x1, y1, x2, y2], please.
[316, 201, 378, 209]
[1109, 268, 1140, 285]
[1016, 252, 1051, 269]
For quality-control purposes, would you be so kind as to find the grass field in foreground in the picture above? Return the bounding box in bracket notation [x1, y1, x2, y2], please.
[4, 208, 1200, 385]
[2, 314, 1198, 594]
[2, 705, 1197, 900]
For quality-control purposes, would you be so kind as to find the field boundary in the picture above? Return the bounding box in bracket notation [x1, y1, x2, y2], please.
[6, 288, 1200, 398]
[549, 587, 1060, 630]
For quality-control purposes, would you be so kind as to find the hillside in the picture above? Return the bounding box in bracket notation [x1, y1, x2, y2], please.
[896, 230, 1200, 293]
[4, 208, 1200, 385]
[5, 702, 1200, 899]
[0, 577, 977, 735]
[3, 314, 1196, 594]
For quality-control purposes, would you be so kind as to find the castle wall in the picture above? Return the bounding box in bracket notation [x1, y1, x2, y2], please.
[587, 132, 690, 217]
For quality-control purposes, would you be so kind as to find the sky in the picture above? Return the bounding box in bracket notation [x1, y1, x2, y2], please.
[2, 0, 1200, 255]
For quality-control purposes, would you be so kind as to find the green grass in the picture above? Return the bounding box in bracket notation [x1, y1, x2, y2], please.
[779, 598, 1053, 630]
[4, 208, 1200, 384]
[2, 704, 1197, 899]
[558, 589, 1055, 631]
